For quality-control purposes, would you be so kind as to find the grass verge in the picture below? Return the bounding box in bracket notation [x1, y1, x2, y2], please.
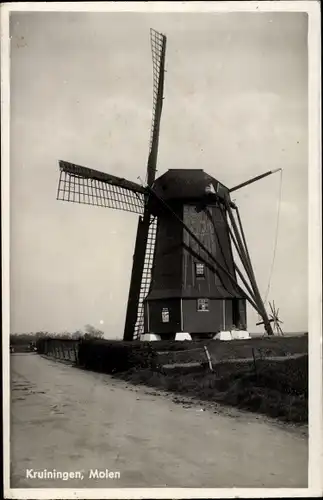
[115, 354, 308, 424]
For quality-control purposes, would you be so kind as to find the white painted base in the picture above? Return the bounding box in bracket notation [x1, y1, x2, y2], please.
[214, 330, 251, 341]
[141, 331, 250, 342]
[175, 332, 192, 341]
[140, 334, 162, 341]
[214, 331, 232, 341]
[231, 330, 251, 340]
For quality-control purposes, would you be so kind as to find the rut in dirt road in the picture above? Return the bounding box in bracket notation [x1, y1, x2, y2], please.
[10, 353, 308, 488]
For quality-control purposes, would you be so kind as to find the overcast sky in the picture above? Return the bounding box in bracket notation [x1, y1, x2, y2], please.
[9, 11, 308, 336]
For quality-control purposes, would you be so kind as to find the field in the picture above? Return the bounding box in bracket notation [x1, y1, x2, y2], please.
[35, 335, 308, 424]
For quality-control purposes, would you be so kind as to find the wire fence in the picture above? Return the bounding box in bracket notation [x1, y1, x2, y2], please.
[37, 338, 79, 364]
[36, 339, 303, 379]
[152, 345, 301, 376]
[154, 346, 213, 372]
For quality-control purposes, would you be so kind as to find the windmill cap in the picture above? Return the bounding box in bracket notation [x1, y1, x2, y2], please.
[152, 169, 229, 201]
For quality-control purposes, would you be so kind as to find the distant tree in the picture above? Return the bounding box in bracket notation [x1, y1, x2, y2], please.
[35, 331, 50, 339]
[83, 324, 104, 339]
[72, 329, 84, 340]
[54, 331, 72, 339]
[10, 333, 37, 345]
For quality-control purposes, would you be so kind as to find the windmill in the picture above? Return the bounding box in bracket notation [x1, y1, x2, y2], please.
[56, 29, 282, 341]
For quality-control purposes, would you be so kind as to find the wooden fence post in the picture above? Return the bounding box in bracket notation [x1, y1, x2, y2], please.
[203, 346, 213, 372]
[252, 347, 258, 379]
[74, 343, 78, 365]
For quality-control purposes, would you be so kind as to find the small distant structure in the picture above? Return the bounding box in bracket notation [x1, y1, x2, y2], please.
[29, 341, 37, 352]
[257, 300, 284, 336]
[268, 301, 284, 335]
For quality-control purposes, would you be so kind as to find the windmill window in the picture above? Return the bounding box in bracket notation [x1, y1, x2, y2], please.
[197, 298, 209, 312]
[161, 308, 170, 323]
[195, 262, 205, 278]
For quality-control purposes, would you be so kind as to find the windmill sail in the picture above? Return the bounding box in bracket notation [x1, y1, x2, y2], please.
[133, 216, 158, 339]
[57, 161, 145, 215]
[146, 29, 167, 185]
[123, 29, 167, 340]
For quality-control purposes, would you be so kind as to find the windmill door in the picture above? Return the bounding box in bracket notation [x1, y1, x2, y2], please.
[146, 299, 181, 334]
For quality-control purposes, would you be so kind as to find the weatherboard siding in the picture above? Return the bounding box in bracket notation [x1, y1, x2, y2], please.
[147, 209, 183, 297]
[182, 299, 224, 333]
[182, 204, 237, 298]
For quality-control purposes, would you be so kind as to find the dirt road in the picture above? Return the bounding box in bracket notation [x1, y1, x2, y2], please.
[10, 353, 308, 488]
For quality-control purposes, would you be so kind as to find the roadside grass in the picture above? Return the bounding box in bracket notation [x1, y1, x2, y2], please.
[116, 355, 308, 424]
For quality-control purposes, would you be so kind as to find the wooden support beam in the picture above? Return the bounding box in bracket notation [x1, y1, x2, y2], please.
[229, 168, 281, 193]
[216, 204, 257, 291]
[203, 207, 263, 316]
[235, 207, 260, 288]
[233, 263, 260, 313]
[224, 200, 274, 336]
[256, 318, 275, 326]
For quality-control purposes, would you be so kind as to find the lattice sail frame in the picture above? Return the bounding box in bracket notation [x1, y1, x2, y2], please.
[132, 216, 158, 340]
[146, 29, 166, 185]
[57, 161, 145, 215]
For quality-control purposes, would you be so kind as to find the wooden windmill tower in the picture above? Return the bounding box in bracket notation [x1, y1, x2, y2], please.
[57, 29, 281, 341]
